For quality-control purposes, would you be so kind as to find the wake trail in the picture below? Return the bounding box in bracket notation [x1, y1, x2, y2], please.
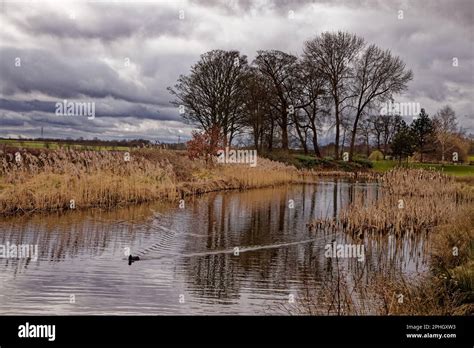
[128, 237, 326, 261]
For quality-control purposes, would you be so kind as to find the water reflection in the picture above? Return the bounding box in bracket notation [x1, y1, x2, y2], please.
[0, 180, 429, 314]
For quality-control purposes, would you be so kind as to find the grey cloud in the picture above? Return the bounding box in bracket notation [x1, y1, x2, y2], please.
[0, 47, 158, 104]
[0, 98, 182, 122]
[0, 0, 472, 141]
[194, 0, 474, 28]
[6, 2, 192, 41]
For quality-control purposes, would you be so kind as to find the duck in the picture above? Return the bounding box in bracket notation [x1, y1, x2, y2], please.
[128, 255, 140, 265]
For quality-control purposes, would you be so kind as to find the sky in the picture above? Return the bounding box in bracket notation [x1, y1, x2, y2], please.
[0, 0, 473, 143]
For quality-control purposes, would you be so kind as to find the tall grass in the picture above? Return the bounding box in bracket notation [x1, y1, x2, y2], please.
[0, 149, 177, 215]
[309, 169, 473, 236]
[296, 169, 474, 315]
[0, 149, 306, 215]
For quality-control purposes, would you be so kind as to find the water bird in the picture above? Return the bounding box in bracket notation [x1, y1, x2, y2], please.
[128, 255, 140, 265]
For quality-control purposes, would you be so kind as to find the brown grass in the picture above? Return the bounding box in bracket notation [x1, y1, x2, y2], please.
[309, 169, 473, 237]
[296, 169, 474, 315]
[0, 149, 178, 215]
[0, 148, 308, 216]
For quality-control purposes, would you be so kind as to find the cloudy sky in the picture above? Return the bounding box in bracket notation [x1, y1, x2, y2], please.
[0, 0, 473, 142]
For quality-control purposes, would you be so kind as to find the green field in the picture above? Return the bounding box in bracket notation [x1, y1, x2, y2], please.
[0, 139, 130, 151]
[284, 152, 474, 176]
[372, 160, 474, 176]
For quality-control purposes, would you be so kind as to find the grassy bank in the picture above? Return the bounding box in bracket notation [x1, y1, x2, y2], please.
[266, 151, 474, 177]
[372, 159, 474, 176]
[264, 151, 373, 171]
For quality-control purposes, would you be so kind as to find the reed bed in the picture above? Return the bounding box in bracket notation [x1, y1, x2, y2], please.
[309, 168, 473, 237]
[288, 208, 473, 316]
[0, 149, 177, 215]
[218, 157, 299, 188]
[366, 206, 473, 315]
[296, 169, 474, 315]
[0, 149, 309, 216]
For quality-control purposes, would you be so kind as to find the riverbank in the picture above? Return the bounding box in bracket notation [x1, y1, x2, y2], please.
[372, 159, 474, 177]
[0, 148, 290, 216]
[383, 206, 474, 315]
[299, 169, 474, 315]
[1, 148, 376, 216]
[1, 148, 472, 221]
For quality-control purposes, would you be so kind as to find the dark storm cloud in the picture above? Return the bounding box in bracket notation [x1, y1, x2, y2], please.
[0, 47, 157, 104]
[0, 114, 27, 127]
[0, 99, 56, 113]
[0, 97, 182, 121]
[0, 0, 473, 139]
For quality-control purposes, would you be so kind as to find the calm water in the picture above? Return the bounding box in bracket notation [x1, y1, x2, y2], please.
[0, 180, 430, 315]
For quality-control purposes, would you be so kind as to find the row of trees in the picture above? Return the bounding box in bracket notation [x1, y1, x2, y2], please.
[391, 106, 470, 163]
[168, 31, 414, 161]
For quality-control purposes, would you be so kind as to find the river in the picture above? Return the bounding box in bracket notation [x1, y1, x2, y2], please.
[0, 179, 430, 315]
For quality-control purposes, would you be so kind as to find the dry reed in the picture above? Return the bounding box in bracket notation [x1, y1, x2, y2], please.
[309, 169, 473, 237]
[0, 149, 311, 216]
[296, 169, 474, 316]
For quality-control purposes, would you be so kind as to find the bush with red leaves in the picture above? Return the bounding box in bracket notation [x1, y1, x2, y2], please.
[186, 126, 222, 165]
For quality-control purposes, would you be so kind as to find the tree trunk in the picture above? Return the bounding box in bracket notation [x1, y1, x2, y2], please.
[294, 120, 308, 154]
[253, 130, 259, 151]
[349, 111, 361, 161]
[223, 129, 228, 148]
[334, 103, 340, 159]
[349, 128, 357, 161]
[268, 120, 274, 151]
[313, 132, 321, 158]
[281, 113, 289, 151]
[340, 128, 346, 159]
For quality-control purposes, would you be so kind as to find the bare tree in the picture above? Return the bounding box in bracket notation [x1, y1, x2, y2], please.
[340, 110, 352, 157]
[168, 50, 249, 146]
[253, 50, 300, 151]
[348, 45, 413, 160]
[370, 114, 384, 151]
[433, 105, 458, 162]
[241, 68, 273, 151]
[295, 59, 329, 157]
[372, 114, 403, 158]
[304, 31, 365, 159]
[382, 114, 402, 158]
[357, 117, 372, 157]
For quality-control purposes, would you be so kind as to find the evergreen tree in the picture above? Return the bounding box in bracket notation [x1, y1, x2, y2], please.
[410, 108, 434, 162]
[392, 120, 415, 164]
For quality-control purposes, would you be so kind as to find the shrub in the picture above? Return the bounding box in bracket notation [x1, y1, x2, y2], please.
[186, 126, 222, 165]
[262, 150, 300, 168]
[369, 150, 384, 161]
[353, 157, 373, 168]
